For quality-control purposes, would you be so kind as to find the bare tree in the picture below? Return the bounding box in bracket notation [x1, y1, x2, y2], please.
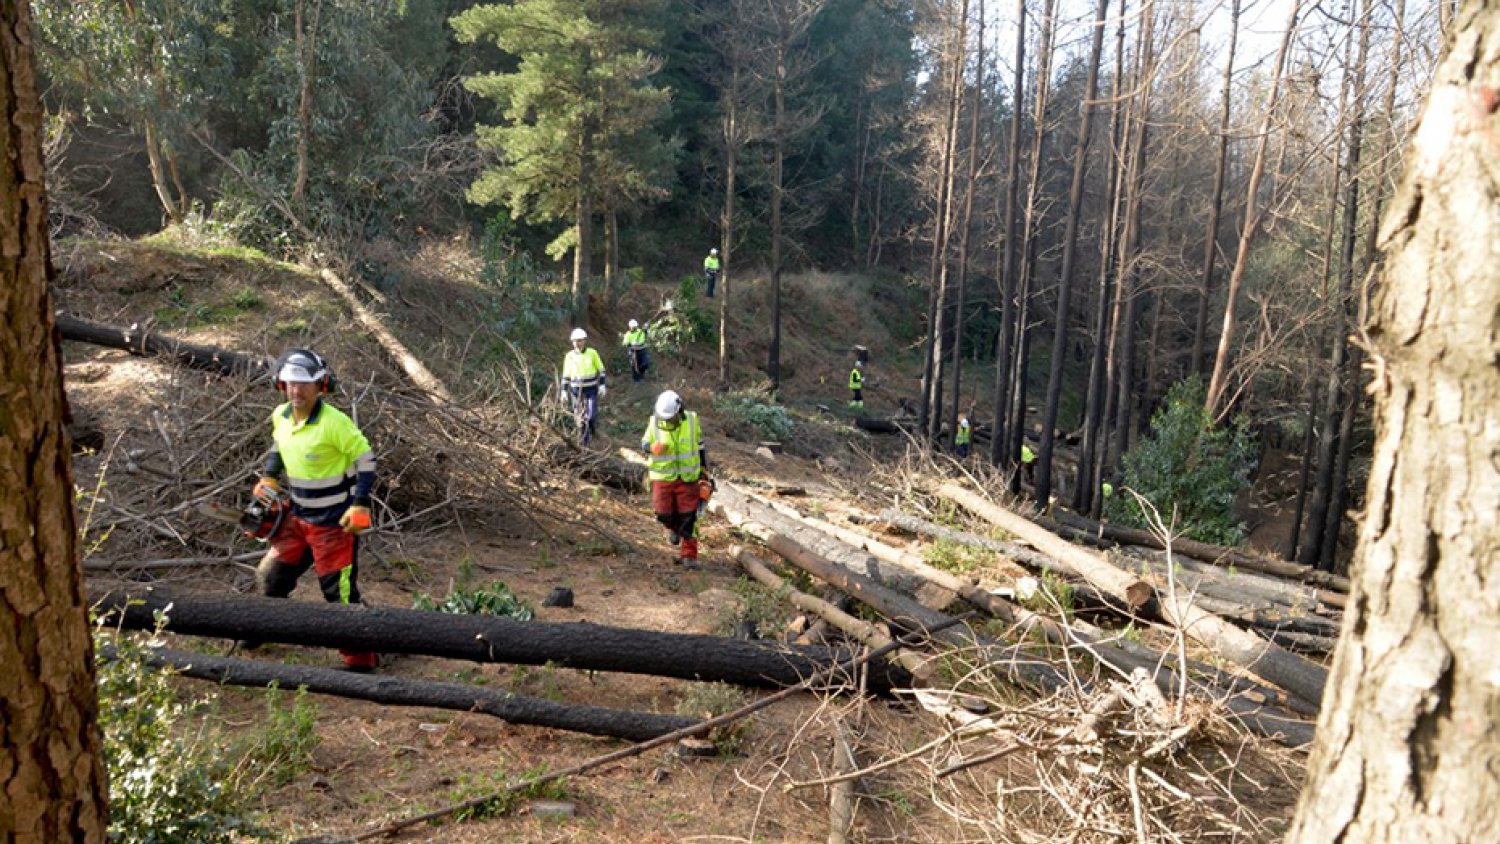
[0, 0, 109, 837]
[1286, 2, 1500, 836]
[1188, 0, 1240, 375]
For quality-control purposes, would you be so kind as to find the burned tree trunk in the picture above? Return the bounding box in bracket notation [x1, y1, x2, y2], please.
[57, 313, 273, 379]
[91, 586, 907, 693]
[107, 645, 698, 741]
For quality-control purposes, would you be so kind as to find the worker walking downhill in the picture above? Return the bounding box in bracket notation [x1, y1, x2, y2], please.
[703, 247, 720, 298]
[561, 328, 607, 445]
[252, 348, 379, 672]
[622, 319, 650, 382]
[848, 360, 865, 409]
[955, 414, 972, 458]
[642, 390, 712, 568]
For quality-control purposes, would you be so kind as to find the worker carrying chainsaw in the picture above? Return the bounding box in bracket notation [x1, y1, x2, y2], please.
[251, 348, 379, 672]
[642, 390, 711, 568]
[561, 327, 607, 445]
[622, 319, 650, 382]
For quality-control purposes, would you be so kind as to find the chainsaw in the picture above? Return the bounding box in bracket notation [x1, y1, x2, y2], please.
[198, 492, 288, 542]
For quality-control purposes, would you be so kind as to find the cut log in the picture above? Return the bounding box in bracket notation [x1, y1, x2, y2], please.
[1050, 508, 1350, 596]
[90, 586, 908, 693]
[315, 269, 453, 403]
[734, 547, 932, 681]
[855, 508, 1091, 581]
[57, 313, 272, 379]
[937, 483, 1330, 706]
[106, 645, 699, 742]
[853, 417, 902, 434]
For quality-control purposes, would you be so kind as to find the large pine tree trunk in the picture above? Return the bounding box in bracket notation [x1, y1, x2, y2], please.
[1287, 4, 1500, 837]
[989, 0, 1026, 467]
[1189, 0, 1239, 377]
[0, 0, 110, 835]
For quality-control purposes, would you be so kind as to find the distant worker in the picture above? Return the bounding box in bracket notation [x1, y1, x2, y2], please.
[642, 390, 711, 568]
[252, 348, 379, 673]
[1020, 442, 1037, 485]
[561, 328, 607, 446]
[955, 414, 972, 459]
[848, 360, 864, 409]
[703, 247, 721, 298]
[622, 318, 650, 382]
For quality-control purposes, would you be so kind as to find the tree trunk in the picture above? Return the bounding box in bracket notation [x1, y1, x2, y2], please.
[718, 63, 739, 389]
[945, 0, 985, 444]
[1287, 4, 1500, 835]
[937, 483, 1330, 706]
[116, 645, 699, 742]
[990, 0, 1026, 467]
[768, 30, 788, 393]
[57, 313, 274, 377]
[1189, 0, 1240, 377]
[920, 0, 967, 439]
[604, 209, 619, 287]
[92, 586, 905, 692]
[0, 0, 110, 833]
[1204, 0, 1302, 416]
[293, 0, 322, 212]
[1035, 0, 1108, 506]
[573, 127, 594, 323]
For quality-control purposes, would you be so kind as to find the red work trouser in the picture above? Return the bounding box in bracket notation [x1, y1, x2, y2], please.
[651, 479, 700, 560]
[261, 514, 378, 669]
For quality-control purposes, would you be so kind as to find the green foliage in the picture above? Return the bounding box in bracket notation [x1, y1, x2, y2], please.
[233, 684, 320, 789]
[922, 539, 988, 576]
[413, 578, 535, 620]
[715, 577, 793, 638]
[436, 765, 569, 823]
[476, 214, 570, 337]
[675, 683, 751, 756]
[648, 274, 716, 352]
[1107, 377, 1257, 546]
[713, 391, 794, 442]
[96, 622, 268, 843]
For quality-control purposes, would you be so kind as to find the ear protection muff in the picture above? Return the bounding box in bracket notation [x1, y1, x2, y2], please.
[274, 348, 335, 394]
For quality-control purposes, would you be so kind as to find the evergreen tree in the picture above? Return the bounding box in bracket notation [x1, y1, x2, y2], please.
[452, 0, 673, 319]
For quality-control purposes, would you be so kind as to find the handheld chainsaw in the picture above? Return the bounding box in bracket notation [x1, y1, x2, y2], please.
[198, 492, 288, 542]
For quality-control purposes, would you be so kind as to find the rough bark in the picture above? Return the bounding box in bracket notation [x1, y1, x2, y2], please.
[113, 645, 698, 742]
[1189, 0, 1240, 376]
[90, 586, 907, 693]
[937, 483, 1329, 705]
[0, 0, 110, 834]
[989, 0, 1026, 466]
[1287, 4, 1500, 837]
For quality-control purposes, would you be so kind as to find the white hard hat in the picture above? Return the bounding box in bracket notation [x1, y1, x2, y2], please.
[570, 328, 588, 342]
[628, 319, 639, 329]
[655, 390, 683, 420]
[277, 348, 327, 384]
[710, 248, 718, 255]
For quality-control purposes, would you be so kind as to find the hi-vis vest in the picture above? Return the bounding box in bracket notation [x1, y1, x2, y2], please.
[623, 328, 647, 351]
[704, 254, 721, 272]
[563, 347, 606, 390]
[955, 421, 971, 445]
[643, 411, 702, 483]
[270, 401, 375, 525]
[849, 368, 864, 391]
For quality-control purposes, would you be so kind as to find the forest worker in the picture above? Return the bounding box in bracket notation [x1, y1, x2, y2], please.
[703, 247, 720, 298]
[561, 327, 607, 446]
[251, 348, 379, 673]
[1020, 441, 1037, 485]
[642, 390, 711, 568]
[955, 414, 972, 459]
[622, 318, 650, 382]
[848, 360, 865, 409]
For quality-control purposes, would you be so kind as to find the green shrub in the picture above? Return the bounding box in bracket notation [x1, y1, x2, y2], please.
[97, 622, 268, 843]
[233, 683, 320, 789]
[413, 579, 535, 620]
[650, 274, 715, 352]
[675, 683, 751, 756]
[714, 392, 794, 442]
[1107, 377, 1256, 545]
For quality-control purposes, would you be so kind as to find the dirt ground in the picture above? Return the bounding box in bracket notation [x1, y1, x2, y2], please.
[61, 237, 1309, 843]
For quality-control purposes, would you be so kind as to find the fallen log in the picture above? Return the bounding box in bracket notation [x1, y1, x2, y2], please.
[57, 313, 272, 379]
[316, 268, 453, 403]
[1050, 508, 1350, 596]
[734, 547, 933, 680]
[937, 483, 1329, 706]
[855, 509, 1091, 582]
[91, 586, 907, 693]
[853, 417, 903, 434]
[105, 645, 699, 742]
[1116, 548, 1342, 627]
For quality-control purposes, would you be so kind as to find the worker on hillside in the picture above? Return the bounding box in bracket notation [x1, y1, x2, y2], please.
[252, 348, 379, 672]
[642, 390, 711, 568]
[622, 318, 650, 382]
[561, 328, 607, 446]
[848, 360, 865, 409]
[703, 247, 721, 298]
[1020, 441, 1037, 486]
[955, 414, 972, 459]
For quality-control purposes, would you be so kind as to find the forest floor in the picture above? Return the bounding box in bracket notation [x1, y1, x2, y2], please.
[59, 234, 1311, 843]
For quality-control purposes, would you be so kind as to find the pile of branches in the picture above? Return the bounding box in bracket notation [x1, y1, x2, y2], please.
[64, 318, 629, 574]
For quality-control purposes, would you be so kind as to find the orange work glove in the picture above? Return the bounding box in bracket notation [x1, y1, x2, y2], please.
[698, 479, 714, 501]
[340, 505, 372, 534]
[650, 441, 669, 456]
[252, 477, 281, 503]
